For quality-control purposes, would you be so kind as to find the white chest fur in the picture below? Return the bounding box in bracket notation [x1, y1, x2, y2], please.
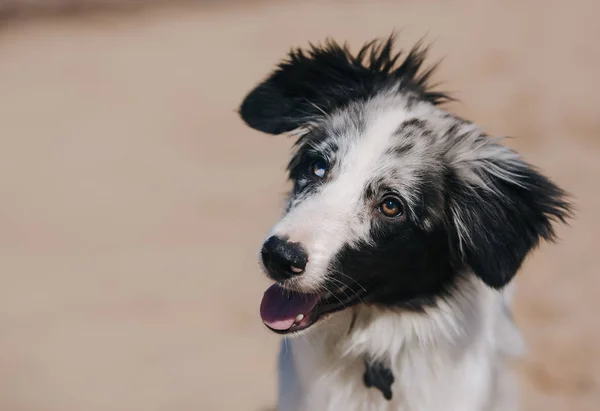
[276, 278, 523, 411]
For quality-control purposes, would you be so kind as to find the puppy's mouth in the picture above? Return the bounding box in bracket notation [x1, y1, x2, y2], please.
[259, 283, 364, 334]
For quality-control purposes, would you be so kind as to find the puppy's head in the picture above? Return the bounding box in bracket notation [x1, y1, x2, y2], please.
[239, 36, 571, 335]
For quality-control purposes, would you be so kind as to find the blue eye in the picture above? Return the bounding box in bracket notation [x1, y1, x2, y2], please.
[311, 159, 328, 178]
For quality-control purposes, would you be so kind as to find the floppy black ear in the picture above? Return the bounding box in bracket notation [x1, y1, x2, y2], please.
[448, 144, 571, 289]
[238, 36, 449, 135]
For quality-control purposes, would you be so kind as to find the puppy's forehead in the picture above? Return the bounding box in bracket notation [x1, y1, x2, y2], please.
[309, 97, 442, 178]
[312, 101, 393, 152]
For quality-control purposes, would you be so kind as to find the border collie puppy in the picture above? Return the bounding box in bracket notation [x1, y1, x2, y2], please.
[238, 36, 571, 411]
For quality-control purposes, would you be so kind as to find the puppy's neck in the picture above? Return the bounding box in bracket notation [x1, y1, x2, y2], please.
[302, 275, 520, 369]
[281, 275, 523, 411]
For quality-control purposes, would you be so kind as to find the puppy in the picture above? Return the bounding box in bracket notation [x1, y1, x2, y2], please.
[238, 36, 571, 411]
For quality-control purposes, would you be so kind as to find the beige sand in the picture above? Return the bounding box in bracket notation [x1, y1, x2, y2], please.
[0, 1, 598, 410]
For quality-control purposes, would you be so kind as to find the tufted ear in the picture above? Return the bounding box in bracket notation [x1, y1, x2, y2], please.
[238, 36, 449, 135]
[448, 141, 571, 289]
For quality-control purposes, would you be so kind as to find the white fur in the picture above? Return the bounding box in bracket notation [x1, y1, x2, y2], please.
[277, 276, 523, 411]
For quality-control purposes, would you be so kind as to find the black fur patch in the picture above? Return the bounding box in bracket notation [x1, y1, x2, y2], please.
[329, 214, 459, 311]
[363, 359, 395, 400]
[446, 159, 572, 288]
[239, 35, 450, 135]
[395, 118, 428, 133]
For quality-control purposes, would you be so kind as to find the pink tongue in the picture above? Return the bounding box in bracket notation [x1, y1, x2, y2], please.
[260, 284, 320, 331]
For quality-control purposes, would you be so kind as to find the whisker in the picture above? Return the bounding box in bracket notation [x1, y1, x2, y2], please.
[327, 269, 367, 292]
[327, 277, 364, 303]
[321, 284, 346, 308]
[324, 277, 353, 302]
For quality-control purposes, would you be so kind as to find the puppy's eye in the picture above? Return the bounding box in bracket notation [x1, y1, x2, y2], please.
[378, 197, 403, 218]
[311, 159, 328, 178]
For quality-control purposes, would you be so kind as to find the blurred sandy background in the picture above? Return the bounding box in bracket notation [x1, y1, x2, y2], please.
[0, 0, 598, 410]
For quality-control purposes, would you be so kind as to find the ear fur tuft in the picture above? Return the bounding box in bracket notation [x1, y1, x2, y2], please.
[448, 141, 572, 288]
[239, 34, 450, 135]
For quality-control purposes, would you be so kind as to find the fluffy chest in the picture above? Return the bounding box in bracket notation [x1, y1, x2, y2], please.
[274, 288, 519, 411]
[278, 336, 494, 411]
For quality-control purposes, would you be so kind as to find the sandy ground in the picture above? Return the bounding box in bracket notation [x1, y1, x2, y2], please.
[0, 1, 598, 410]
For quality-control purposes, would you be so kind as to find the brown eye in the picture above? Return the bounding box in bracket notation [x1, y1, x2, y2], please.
[378, 197, 403, 217]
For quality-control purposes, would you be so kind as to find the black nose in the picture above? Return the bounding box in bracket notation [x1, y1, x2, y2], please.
[261, 236, 308, 282]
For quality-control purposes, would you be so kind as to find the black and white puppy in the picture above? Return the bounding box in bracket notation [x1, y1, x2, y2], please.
[239, 36, 571, 411]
